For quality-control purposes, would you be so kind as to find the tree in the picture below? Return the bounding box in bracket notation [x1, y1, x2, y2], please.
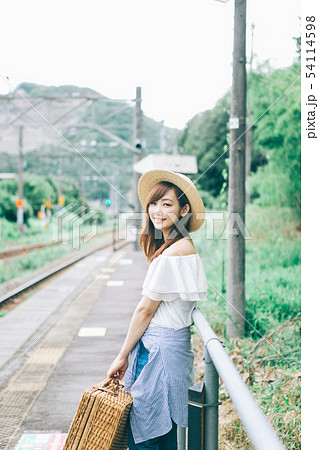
[24, 176, 57, 215]
[248, 62, 301, 217]
[178, 94, 230, 198]
[0, 180, 33, 223]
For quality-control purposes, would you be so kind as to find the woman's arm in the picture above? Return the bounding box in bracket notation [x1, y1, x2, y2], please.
[106, 295, 160, 379]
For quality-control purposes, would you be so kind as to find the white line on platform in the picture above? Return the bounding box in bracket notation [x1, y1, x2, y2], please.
[95, 256, 108, 261]
[106, 280, 124, 287]
[119, 259, 133, 265]
[95, 274, 111, 280]
[78, 327, 107, 337]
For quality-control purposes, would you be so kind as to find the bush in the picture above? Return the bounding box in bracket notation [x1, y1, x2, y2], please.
[0, 187, 33, 223]
[248, 63, 301, 218]
[24, 175, 57, 215]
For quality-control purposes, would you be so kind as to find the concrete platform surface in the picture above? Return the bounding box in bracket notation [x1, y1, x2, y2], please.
[0, 246, 149, 450]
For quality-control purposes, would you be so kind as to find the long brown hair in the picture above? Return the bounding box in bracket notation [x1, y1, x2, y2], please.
[138, 181, 192, 263]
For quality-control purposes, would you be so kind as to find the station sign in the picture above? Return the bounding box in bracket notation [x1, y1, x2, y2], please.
[133, 153, 198, 174]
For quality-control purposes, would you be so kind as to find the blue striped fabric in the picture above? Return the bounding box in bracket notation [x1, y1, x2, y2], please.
[124, 325, 194, 444]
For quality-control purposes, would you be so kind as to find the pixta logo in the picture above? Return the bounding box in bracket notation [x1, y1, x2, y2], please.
[117, 211, 251, 241]
[52, 203, 98, 249]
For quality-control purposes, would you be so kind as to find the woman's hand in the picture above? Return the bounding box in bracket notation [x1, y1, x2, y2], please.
[106, 296, 159, 380]
[107, 354, 129, 380]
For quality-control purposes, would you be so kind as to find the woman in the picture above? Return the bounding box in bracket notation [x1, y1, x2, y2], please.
[107, 169, 208, 449]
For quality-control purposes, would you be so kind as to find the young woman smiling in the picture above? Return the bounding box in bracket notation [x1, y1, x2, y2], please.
[107, 169, 208, 450]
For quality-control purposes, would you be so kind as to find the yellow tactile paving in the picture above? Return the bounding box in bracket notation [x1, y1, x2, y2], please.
[7, 382, 46, 392]
[26, 347, 65, 365]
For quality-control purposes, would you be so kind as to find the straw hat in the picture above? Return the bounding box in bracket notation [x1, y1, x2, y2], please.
[138, 169, 205, 232]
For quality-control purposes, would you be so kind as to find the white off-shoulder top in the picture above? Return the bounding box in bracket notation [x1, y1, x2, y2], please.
[142, 253, 208, 329]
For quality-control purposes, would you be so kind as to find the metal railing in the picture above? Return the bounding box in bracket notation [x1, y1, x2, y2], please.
[178, 307, 286, 450]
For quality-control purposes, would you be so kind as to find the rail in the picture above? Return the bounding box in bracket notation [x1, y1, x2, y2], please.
[0, 234, 128, 305]
[177, 307, 286, 450]
[0, 230, 112, 259]
[0, 241, 59, 259]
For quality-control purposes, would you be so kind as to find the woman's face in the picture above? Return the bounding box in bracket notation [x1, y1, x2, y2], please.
[148, 188, 189, 237]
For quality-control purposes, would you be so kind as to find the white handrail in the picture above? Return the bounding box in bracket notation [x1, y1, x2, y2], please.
[192, 307, 286, 450]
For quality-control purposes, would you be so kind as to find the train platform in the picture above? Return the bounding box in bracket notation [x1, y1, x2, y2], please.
[0, 243, 149, 450]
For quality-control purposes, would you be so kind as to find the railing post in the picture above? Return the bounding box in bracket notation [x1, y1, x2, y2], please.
[204, 347, 219, 450]
[177, 426, 186, 450]
[113, 213, 117, 252]
[188, 383, 205, 449]
[192, 308, 286, 449]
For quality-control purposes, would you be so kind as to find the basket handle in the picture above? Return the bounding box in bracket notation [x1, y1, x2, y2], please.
[92, 377, 122, 395]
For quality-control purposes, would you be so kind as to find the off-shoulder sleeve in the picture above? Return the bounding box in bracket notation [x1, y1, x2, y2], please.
[141, 254, 208, 302]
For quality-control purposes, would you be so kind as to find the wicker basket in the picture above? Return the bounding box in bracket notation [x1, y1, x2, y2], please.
[63, 378, 133, 450]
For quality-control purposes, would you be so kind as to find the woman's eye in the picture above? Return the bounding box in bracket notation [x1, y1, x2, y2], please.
[149, 201, 171, 206]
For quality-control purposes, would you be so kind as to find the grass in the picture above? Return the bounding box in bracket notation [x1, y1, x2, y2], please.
[0, 216, 112, 249]
[191, 203, 301, 449]
[0, 245, 72, 284]
[0, 214, 112, 284]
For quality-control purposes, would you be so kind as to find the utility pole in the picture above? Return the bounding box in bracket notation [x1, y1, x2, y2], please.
[246, 23, 255, 206]
[249, 23, 255, 69]
[80, 171, 85, 216]
[245, 126, 252, 205]
[110, 172, 120, 215]
[58, 157, 62, 197]
[226, 0, 247, 338]
[58, 156, 63, 201]
[160, 120, 166, 153]
[133, 87, 143, 251]
[80, 143, 87, 216]
[17, 126, 24, 233]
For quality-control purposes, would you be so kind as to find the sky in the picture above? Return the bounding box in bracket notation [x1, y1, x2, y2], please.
[1, 0, 300, 129]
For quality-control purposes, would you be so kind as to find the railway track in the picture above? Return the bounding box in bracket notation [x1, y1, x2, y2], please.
[0, 230, 111, 260]
[0, 235, 130, 306]
[0, 241, 59, 259]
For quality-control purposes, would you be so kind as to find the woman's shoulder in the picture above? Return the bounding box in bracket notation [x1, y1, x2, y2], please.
[162, 237, 197, 257]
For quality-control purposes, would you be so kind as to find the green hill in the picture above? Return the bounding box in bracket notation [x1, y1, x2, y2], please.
[0, 82, 179, 203]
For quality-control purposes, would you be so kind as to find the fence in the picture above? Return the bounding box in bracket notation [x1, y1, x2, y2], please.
[177, 307, 285, 450]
